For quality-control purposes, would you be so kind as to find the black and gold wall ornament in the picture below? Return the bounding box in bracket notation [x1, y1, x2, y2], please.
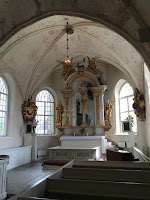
[22, 101, 38, 123]
[133, 88, 145, 120]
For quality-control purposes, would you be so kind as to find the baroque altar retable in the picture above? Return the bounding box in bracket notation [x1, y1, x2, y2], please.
[56, 57, 112, 136]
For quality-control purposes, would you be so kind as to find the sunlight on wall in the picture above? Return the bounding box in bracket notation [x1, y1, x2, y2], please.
[144, 63, 150, 154]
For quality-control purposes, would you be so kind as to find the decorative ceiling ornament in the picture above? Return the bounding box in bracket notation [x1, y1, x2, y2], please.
[65, 21, 74, 64]
[61, 26, 100, 80]
[61, 57, 75, 80]
[61, 22, 75, 80]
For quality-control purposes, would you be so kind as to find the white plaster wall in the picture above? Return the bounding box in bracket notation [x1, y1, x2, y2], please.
[104, 64, 147, 153]
[0, 74, 23, 149]
[31, 62, 148, 152]
[37, 135, 61, 151]
[31, 68, 65, 150]
[143, 63, 150, 156]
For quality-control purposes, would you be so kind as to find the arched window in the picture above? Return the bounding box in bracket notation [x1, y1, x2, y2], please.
[0, 77, 8, 136]
[119, 83, 137, 133]
[36, 90, 55, 134]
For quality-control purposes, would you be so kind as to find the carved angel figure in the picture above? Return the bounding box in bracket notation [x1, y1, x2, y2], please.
[87, 56, 100, 74]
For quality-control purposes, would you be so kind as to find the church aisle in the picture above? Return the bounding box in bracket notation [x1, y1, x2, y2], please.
[6, 160, 58, 197]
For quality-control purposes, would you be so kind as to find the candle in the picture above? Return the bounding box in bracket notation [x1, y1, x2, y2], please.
[74, 133, 75, 136]
[87, 133, 88, 136]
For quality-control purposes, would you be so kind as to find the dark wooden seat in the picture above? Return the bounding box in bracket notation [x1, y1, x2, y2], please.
[106, 149, 138, 161]
[42, 160, 71, 166]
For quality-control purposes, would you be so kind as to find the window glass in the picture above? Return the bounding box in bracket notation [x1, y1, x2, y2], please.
[128, 96, 134, 111]
[0, 77, 8, 136]
[120, 98, 128, 112]
[120, 83, 137, 133]
[120, 83, 133, 98]
[36, 90, 55, 134]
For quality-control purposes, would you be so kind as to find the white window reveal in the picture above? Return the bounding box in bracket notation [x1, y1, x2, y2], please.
[0, 77, 8, 136]
[36, 90, 55, 134]
[119, 83, 137, 133]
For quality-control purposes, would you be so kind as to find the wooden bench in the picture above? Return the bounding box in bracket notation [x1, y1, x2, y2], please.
[63, 167, 150, 183]
[73, 161, 150, 170]
[106, 149, 138, 161]
[46, 178, 150, 200]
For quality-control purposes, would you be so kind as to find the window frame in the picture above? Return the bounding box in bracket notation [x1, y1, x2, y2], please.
[119, 83, 137, 134]
[36, 89, 55, 135]
[0, 77, 8, 137]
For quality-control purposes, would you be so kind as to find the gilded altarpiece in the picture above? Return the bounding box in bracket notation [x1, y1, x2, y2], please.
[56, 56, 111, 135]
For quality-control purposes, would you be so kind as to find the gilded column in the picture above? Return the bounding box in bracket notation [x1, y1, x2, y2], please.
[70, 91, 75, 126]
[61, 89, 75, 127]
[93, 90, 100, 127]
[64, 92, 70, 127]
[92, 85, 107, 127]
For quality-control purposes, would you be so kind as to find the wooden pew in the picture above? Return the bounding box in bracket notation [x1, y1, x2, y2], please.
[46, 178, 150, 200]
[18, 198, 58, 200]
[63, 167, 150, 183]
[73, 160, 150, 170]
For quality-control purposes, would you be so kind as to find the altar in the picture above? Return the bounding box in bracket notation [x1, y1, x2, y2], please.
[48, 135, 106, 161]
[60, 136, 106, 154]
[53, 57, 112, 161]
[48, 146, 100, 161]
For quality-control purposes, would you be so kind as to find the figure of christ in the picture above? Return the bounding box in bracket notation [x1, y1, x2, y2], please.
[80, 88, 88, 113]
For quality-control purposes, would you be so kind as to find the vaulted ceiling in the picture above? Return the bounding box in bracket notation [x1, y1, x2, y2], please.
[0, 15, 143, 99]
[0, 0, 149, 100]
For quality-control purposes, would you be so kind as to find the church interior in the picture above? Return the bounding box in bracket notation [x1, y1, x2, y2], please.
[1, 0, 150, 199]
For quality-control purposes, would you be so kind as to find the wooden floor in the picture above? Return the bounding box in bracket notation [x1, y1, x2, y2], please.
[7, 160, 58, 197]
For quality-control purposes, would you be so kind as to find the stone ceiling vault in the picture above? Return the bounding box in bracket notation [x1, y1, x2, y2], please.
[0, 15, 143, 100]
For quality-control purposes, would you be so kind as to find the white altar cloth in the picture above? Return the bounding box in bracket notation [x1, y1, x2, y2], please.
[60, 136, 106, 154]
[60, 136, 104, 140]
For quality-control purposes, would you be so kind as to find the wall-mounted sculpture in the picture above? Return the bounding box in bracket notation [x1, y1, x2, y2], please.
[56, 101, 64, 127]
[133, 88, 145, 120]
[87, 56, 100, 75]
[22, 100, 38, 123]
[104, 99, 112, 126]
